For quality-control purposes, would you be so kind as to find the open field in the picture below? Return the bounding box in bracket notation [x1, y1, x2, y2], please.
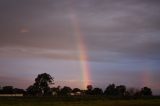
[0, 97, 160, 106]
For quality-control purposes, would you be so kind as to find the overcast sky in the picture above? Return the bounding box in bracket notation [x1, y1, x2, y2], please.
[0, 0, 160, 94]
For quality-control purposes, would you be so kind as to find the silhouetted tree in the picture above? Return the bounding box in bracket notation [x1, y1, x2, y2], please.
[126, 88, 140, 97]
[104, 84, 116, 96]
[86, 85, 93, 95]
[115, 85, 126, 96]
[72, 88, 82, 96]
[72, 88, 81, 93]
[92, 88, 103, 95]
[26, 73, 54, 96]
[87, 85, 93, 91]
[0, 86, 25, 94]
[26, 85, 41, 96]
[23, 73, 154, 97]
[140, 87, 152, 96]
[2, 86, 14, 94]
[51, 86, 61, 96]
[59, 86, 72, 96]
[0, 86, 2, 94]
[14, 88, 25, 94]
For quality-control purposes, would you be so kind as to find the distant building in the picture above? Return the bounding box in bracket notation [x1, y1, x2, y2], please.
[70, 92, 82, 96]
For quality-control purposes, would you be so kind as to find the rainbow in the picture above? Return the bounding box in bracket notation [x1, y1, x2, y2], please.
[69, 13, 91, 89]
[141, 70, 151, 87]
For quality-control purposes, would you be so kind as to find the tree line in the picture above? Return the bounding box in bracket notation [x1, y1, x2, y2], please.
[0, 73, 152, 97]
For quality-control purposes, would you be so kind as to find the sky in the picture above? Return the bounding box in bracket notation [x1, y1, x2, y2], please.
[0, 0, 160, 94]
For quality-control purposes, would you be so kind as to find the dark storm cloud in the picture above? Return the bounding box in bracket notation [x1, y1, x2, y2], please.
[0, 0, 160, 60]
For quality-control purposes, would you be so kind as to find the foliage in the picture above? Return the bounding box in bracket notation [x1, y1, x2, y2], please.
[26, 73, 54, 96]
[115, 85, 126, 96]
[0, 73, 154, 98]
[0, 86, 25, 94]
[104, 84, 116, 96]
[72, 88, 81, 93]
[51, 86, 61, 96]
[59, 86, 72, 96]
[2, 86, 14, 94]
[140, 87, 152, 96]
[92, 88, 103, 95]
[86, 85, 93, 95]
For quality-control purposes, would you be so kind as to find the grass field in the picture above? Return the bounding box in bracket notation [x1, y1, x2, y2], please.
[0, 97, 160, 106]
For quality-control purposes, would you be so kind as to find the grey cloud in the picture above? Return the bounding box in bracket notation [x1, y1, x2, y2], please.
[86, 33, 160, 59]
[0, 46, 80, 61]
[0, 0, 160, 61]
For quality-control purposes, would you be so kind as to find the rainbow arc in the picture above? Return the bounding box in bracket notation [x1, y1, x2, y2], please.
[70, 12, 91, 89]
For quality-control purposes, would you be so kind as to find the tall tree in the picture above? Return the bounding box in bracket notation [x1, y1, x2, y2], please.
[34, 73, 54, 95]
[26, 73, 54, 96]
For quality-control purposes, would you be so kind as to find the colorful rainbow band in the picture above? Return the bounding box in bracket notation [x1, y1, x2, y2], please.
[70, 13, 91, 89]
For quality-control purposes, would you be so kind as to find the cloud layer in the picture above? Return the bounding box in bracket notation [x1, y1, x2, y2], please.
[0, 0, 160, 94]
[0, 0, 160, 60]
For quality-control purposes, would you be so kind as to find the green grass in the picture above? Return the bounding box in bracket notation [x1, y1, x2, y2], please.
[0, 97, 160, 106]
